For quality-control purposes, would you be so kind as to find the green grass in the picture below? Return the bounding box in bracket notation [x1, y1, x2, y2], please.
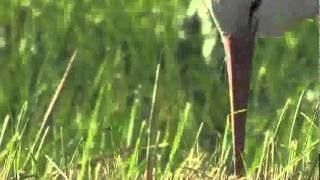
[0, 0, 319, 179]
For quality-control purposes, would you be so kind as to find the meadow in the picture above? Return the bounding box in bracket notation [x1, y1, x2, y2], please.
[0, 0, 319, 179]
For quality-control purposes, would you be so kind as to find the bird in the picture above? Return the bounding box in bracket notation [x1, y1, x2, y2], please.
[202, 0, 318, 176]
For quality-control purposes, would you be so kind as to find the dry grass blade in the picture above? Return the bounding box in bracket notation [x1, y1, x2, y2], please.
[23, 50, 78, 168]
[45, 155, 69, 180]
[146, 63, 161, 180]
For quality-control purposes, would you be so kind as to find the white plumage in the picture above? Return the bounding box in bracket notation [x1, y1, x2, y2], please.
[204, 0, 318, 36]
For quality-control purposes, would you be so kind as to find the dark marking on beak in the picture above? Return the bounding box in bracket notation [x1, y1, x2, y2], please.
[249, 0, 262, 32]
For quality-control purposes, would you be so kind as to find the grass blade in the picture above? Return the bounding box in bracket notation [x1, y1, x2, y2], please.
[165, 102, 191, 175]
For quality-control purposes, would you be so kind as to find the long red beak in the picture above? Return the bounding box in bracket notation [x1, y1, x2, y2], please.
[222, 33, 256, 176]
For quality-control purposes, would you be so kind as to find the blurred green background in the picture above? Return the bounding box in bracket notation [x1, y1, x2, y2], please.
[0, 0, 318, 178]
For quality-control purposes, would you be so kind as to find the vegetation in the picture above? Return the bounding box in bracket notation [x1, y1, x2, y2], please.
[0, 0, 318, 179]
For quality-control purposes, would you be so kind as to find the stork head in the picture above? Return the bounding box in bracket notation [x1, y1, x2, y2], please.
[204, 0, 317, 176]
[208, 0, 260, 37]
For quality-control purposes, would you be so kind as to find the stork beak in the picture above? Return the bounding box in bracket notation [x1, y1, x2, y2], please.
[222, 33, 256, 176]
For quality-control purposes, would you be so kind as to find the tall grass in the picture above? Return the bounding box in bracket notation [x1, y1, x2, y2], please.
[0, 0, 318, 179]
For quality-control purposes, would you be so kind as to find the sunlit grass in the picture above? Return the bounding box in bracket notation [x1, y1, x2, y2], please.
[0, 98, 318, 179]
[0, 0, 318, 179]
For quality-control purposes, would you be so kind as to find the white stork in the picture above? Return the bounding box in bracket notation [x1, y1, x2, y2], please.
[203, 0, 318, 176]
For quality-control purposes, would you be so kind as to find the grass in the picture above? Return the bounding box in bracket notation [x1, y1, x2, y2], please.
[0, 0, 319, 179]
[0, 96, 318, 179]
